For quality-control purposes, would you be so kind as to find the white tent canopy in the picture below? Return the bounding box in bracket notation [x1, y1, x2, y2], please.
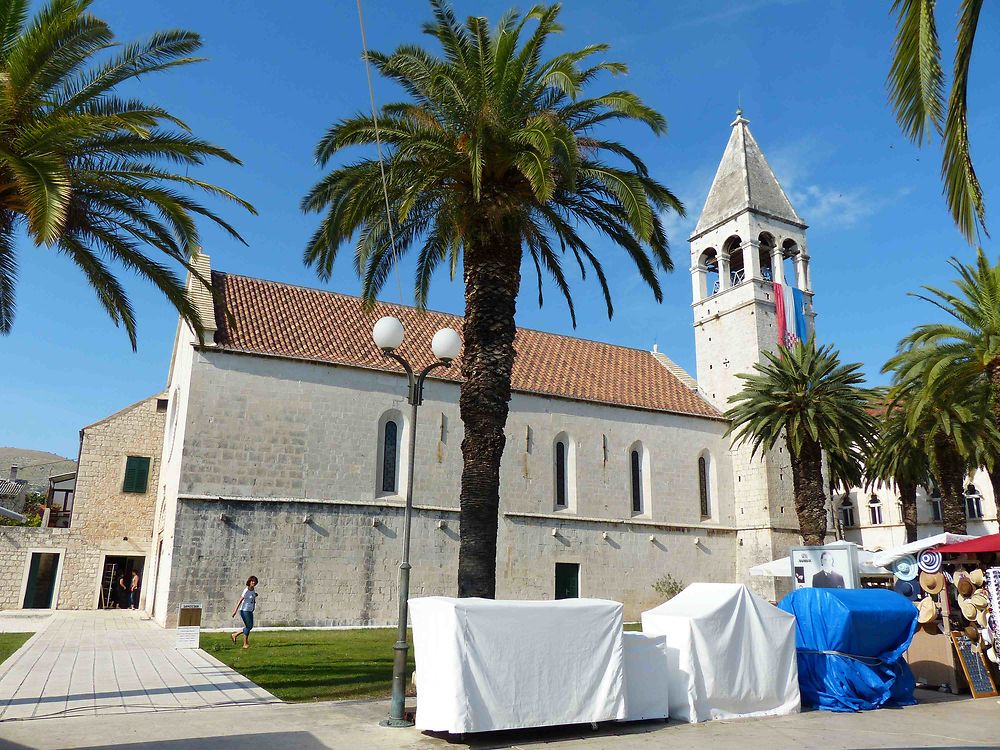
[749, 540, 887, 577]
[640, 583, 800, 723]
[870, 533, 976, 568]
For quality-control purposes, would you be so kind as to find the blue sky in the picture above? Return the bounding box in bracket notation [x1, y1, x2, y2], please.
[2, 0, 998, 458]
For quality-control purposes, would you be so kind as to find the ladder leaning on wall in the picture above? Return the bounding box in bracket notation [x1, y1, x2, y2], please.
[100, 561, 118, 608]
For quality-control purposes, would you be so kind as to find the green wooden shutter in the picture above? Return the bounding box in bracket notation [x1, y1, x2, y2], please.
[123, 456, 151, 493]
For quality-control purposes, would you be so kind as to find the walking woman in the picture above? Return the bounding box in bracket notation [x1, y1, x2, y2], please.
[231, 576, 258, 649]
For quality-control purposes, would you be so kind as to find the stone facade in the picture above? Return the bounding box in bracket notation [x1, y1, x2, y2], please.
[149, 340, 734, 627]
[0, 396, 166, 611]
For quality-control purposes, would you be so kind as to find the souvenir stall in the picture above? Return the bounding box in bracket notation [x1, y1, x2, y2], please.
[883, 533, 1000, 696]
[778, 588, 918, 711]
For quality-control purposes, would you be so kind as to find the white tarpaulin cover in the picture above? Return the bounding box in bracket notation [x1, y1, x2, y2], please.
[622, 632, 669, 721]
[749, 541, 887, 577]
[871, 533, 976, 567]
[409, 597, 626, 733]
[640, 583, 800, 723]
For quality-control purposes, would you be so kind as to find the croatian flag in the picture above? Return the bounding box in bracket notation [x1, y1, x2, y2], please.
[773, 282, 807, 348]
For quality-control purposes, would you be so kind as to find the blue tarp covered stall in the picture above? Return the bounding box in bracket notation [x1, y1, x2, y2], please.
[778, 589, 918, 712]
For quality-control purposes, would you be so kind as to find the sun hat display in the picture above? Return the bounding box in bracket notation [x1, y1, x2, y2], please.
[956, 576, 975, 597]
[893, 579, 919, 600]
[917, 596, 938, 624]
[965, 625, 981, 642]
[917, 549, 942, 574]
[985, 644, 997, 663]
[891, 555, 919, 581]
[977, 608, 989, 628]
[970, 591, 988, 609]
[969, 568, 985, 586]
[919, 571, 945, 595]
[960, 599, 978, 621]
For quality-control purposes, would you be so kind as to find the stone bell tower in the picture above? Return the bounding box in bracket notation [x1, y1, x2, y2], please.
[690, 110, 816, 596]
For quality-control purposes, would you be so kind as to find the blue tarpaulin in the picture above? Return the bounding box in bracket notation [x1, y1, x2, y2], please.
[778, 589, 918, 712]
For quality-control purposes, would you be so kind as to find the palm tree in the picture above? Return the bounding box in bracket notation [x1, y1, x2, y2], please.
[726, 337, 877, 546]
[892, 249, 1000, 499]
[882, 350, 999, 534]
[887, 0, 990, 242]
[866, 394, 929, 543]
[0, 0, 254, 348]
[302, 1, 680, 597]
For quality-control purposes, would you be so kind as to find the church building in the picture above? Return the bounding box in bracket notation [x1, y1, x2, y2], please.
[3, 114, 995, 625]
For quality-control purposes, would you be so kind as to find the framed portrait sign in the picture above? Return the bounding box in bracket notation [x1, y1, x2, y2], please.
[790, 545, 860, 590]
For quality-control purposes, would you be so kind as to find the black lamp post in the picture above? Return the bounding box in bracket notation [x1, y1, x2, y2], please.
[372, 315, 462, 727]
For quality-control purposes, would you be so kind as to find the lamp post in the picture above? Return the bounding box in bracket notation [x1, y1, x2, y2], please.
[372, 315, 462, 728]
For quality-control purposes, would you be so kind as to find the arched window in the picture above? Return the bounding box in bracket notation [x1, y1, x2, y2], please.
[630, 449, 642, 513]
[698, 454, 711, 518]
[929, 484, 942, 522]
[381, 420, 399, 493]
[840, 497, 856, 528]
[553, 432, 575, 510]
[965, 484, 984, 519]
[868, 494, 882, 525]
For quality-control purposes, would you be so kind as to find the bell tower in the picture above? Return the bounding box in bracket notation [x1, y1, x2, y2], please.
[690, 110, 816, 595]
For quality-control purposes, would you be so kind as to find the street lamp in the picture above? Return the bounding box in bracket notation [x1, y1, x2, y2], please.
[373, 315, 461, 727]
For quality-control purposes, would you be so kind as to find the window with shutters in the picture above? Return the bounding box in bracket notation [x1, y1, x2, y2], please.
[122, 456, 151, 494]
[840, 497, 856, 528]
[965, 484, 984, 519]
[868, 494, 883, 525]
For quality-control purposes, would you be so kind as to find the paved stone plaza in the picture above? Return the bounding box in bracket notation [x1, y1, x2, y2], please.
[0, 610, 276, 722]
[0, 689, 997, 749]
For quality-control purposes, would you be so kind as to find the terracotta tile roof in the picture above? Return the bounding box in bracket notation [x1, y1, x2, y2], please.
[210, 271, 723, 421]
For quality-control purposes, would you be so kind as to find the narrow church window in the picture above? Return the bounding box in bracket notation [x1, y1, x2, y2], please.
[698, 455, 711, 518]
[381, 420, 399, 493]
[630, 449, 642, 513]
[555, 440, 567, 507]
[867, 495, 882, 525]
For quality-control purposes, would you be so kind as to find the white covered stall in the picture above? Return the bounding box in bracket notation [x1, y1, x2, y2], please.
[640, 583, 800, 723]
[408, 597, 626, 733]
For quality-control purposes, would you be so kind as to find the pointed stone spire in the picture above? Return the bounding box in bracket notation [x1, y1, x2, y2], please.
[692, 110, 805, 238]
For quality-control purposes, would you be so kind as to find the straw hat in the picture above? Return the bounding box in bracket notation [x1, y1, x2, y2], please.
[919, 571, 945, 595]
[969, 568, 985, 586]
[892, 555, 919, 581]
[986, 645, 998, 664]
[965, 625, 981, 642]
[960, 599, 978, 621]
[970, 590, 988, 609]
[979, 608, 991, 629]
[918, 596, 938, 624]
[956, 576, 975, 597]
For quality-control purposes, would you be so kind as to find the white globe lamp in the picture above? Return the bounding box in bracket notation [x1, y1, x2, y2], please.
[372, 316, 405, 351]
[431, 327, 462, 362]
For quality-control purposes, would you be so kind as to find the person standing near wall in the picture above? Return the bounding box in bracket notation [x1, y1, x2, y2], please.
[230, 576, 258, 649]
[130, 570, 141, 609]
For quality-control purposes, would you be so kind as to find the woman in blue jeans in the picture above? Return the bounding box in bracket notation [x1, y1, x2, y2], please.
[230, 575, 258, 648]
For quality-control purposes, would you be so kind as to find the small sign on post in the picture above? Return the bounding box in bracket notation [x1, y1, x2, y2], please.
[176, 603, 203, 649]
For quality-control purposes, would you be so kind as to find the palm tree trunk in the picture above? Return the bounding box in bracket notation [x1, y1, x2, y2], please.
[930, 435, 967, 534]
[897, 478, 918, 543]
[788, 435, 828, 546]
[457, 237, 522, 598]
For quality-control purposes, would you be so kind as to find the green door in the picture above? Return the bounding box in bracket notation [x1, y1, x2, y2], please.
[555, 562, 580, 599]
[23, 552, 60, 608]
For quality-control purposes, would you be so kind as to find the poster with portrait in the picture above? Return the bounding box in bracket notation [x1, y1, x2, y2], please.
[790, 545, 860, 590]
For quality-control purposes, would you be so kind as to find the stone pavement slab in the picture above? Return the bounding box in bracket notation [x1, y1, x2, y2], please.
[0, 610, 278, 721]
[0, 691, 997, 750]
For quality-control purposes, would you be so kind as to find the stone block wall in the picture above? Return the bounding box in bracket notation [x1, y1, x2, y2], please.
[162, 496, 738, 628]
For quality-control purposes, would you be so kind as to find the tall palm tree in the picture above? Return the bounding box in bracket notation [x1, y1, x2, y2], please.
[892, 249, 1000, 499]
[302, 1, 680, 598]
[887, 0, 990, 242]
[866, 394, 929, 543]
[883, 349, 999, 534]
[0, 0, 254, 348]
[726, 337, 877, 546]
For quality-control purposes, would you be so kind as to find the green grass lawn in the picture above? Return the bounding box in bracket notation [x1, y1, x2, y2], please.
[201, 628, 413, 703]
[0, 633, 32, 667]
[203, 623, 643, 703]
